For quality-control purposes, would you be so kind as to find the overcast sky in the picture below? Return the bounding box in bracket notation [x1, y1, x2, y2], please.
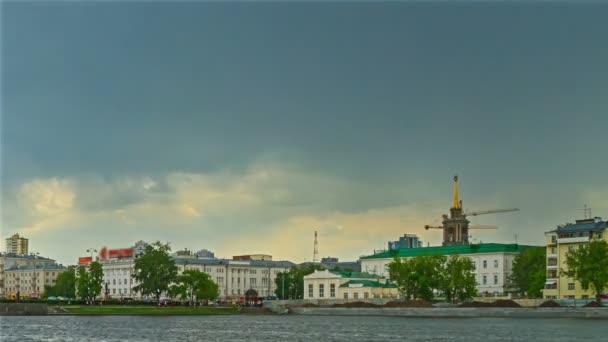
[2, 1, 607, 265]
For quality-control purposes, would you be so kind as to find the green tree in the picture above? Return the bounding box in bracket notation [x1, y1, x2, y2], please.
[42, 285, 56, 298]
[132, 241, 178, 302]
[274, 264, 325, 299]
[563, 240, 608, 304]
[388, 255, 445, 301]
[88, 261, 104, 300]
[76, 266, 90, 301]
[510, 247, 546, 298]
[176, 270, 219, 304]
[55, 268, 77, 299]
[439, 255, 477, 302]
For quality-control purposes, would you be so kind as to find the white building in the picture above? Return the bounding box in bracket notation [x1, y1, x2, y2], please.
[360, 243, 536, 296]
[304, 270, 398, 300]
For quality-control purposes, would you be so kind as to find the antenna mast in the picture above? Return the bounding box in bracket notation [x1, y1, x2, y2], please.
[577, 204, 592, 219]
[313, 230, 319, 264]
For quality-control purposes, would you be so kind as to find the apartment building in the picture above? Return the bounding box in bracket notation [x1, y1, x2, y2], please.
[3, 263, 67, 298]
[544, 217, 607, 300]
[0, 253, 56, 296]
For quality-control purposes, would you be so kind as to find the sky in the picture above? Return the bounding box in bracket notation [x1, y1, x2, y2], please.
[1, 1, 607, 265]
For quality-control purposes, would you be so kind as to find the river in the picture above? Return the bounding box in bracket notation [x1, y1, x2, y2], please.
[0, 315, 605, 341]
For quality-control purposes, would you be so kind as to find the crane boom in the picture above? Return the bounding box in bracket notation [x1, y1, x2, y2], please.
[469, 225, 498, 229]
[465, 208, 519, 217]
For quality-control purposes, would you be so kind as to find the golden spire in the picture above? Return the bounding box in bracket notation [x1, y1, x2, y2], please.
[453, 175, 460, 209]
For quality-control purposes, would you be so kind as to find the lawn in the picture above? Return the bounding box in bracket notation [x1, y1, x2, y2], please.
[62, 305, 240, 315]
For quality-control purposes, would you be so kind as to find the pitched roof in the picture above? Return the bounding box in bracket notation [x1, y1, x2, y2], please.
[339, 280, 398, 288]
[360, 243, 538, 260]
[550, 219, 607, 234]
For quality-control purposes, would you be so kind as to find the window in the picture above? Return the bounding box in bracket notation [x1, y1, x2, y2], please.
[551, 236, 557, 243]
[551, 247, 557, 254]
[308, 284, 313, 298]
[483, 260, 487, 269]
[472, 261, 476, 270]
[354, 292, 359, 299]
[250, 269, 257, 274]
[483, 276, 487, 285]
[118, 279, 121, 285]
[113, 279, 116, 285]
[330, 284, 336, 298]
[568, 283, 575, 290]
[568, 246, 576, 252]
[364, 292, 369, 299]
[250, 278, 256, 285]
[582, 295, 589, 299]
[493, 260, 498, 268]
[319, 284, 325, 298]
[343, 293, 348, 299]
[112, 289, 116, 294]
[494, 275, 498, 285]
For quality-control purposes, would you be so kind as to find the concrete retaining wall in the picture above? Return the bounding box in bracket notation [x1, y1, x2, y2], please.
[0, 303, 48, 316]
[270, 298, 546, 308]
[290, 307, 608, 319]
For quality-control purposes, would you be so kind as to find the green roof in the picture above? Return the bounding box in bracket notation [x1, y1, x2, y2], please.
[330, 271, 377, 279]
[340, 280, 398, 288]
[361, 243, 540, 260]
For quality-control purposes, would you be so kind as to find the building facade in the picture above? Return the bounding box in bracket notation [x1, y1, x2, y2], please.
[360, 243, 535, 296]
[0, 253, 56, 296]
[543, 217, 607, 300]
[388, 234, 422, 250]
[4, 234, 29, 255]
[3, 264, 67, 298]
[304, 270, 398, 300]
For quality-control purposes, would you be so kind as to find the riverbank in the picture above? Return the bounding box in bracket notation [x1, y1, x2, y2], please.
[56, 305, 241, 315]
[289, 307, 608, 319]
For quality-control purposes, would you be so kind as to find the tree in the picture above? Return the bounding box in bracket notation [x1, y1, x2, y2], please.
[563, 240, 608, 304]
[88, 261, 104, 300]
[76, 266, 90, 301]
[388, 255, 445, 301]
[132, 241, 178, 302]
[55, 268, 77, 299]
[510, 247, 546, 298]
[439, 255, 477, 302]
[176, 270, 219, 304]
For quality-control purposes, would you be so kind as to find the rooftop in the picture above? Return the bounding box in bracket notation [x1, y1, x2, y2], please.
[6, 263, 67, 271]
[0, 253, 54, 261]
[330, 271, 378, 279]
[173, 257, 295, 268]
[549, 218, 607, 234]
[361, 243, 538, 260]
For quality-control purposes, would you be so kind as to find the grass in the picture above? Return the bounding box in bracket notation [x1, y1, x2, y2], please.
[62, 305, 241, 315]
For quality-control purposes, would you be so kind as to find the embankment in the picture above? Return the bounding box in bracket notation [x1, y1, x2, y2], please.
[289, 307, 608, 319]
[0, 303, 48, 316]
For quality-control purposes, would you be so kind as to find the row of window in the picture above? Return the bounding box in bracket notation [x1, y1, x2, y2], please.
[308, 284, 337, 298]
[481, 275, 499, 285]
[5, 272, 57, 277]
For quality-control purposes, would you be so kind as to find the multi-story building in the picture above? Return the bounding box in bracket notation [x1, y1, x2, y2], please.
[4, 234, 29, 255]
[388, 234, 422, 250]
[360, 243, 536, 296]
[0, 253, 55, 296]
[3, 263, 67, 298]
[543, 217, 607, 300]
[304, 270, 398, 300]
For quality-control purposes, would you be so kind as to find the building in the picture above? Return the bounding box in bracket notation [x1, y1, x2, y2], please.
[101, 257, 137, 299]
[3, 263, 67, 298]
[299, 258, 361, 272]
[360, 243, 536, 296]
[4, 234, 29, 255]
[304, 270, 398, 300]
[388, 234, 422, 250]
[232, 254, 272, 261]
[0, 253, 56, 296]
[543, 217, 607, 300]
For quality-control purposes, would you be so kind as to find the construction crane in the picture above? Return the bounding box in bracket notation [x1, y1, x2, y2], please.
[425, 225, 497, 230]
[464, 208, 520, 217]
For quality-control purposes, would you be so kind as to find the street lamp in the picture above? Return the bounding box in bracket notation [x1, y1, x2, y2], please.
[86, 248, 97, 260]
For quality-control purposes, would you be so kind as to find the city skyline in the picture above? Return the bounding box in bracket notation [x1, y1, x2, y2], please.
[2, 2, 607, 265]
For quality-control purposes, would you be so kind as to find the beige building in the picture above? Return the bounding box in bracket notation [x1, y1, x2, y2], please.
[544, 217, 607, 300]
[0, 253, 56, 296]
[304, 270, 398, 300]
[4, 234, 29, 255]
[4, 264, 67, 299]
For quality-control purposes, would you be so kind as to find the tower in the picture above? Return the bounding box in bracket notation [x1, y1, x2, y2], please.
[313, 231, 319, 264]
[443, 176, 470, 246]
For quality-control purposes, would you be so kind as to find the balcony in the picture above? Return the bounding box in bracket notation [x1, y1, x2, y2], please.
[557, 236, 590, 244]
[547, 253, 557, 258]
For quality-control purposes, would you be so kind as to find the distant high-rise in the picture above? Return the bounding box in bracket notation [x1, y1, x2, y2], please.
[388, 234, 422, 250]
[5, 234, 29, 255]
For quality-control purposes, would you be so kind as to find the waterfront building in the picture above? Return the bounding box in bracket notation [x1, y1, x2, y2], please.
[232, 254, 272, 261]
[4, 234, 29, 255]
[388, 234, 422, 250]
[303, 270, 398, 300]
[360, 243, 536, 296]
[300, 258, 361, 272]
[3, 263, 67, 298]
[543, 217, 607, 300]
[0, 253, 56, 296]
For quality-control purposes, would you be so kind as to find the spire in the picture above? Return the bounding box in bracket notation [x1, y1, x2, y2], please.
[453, 175, 460, 209]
